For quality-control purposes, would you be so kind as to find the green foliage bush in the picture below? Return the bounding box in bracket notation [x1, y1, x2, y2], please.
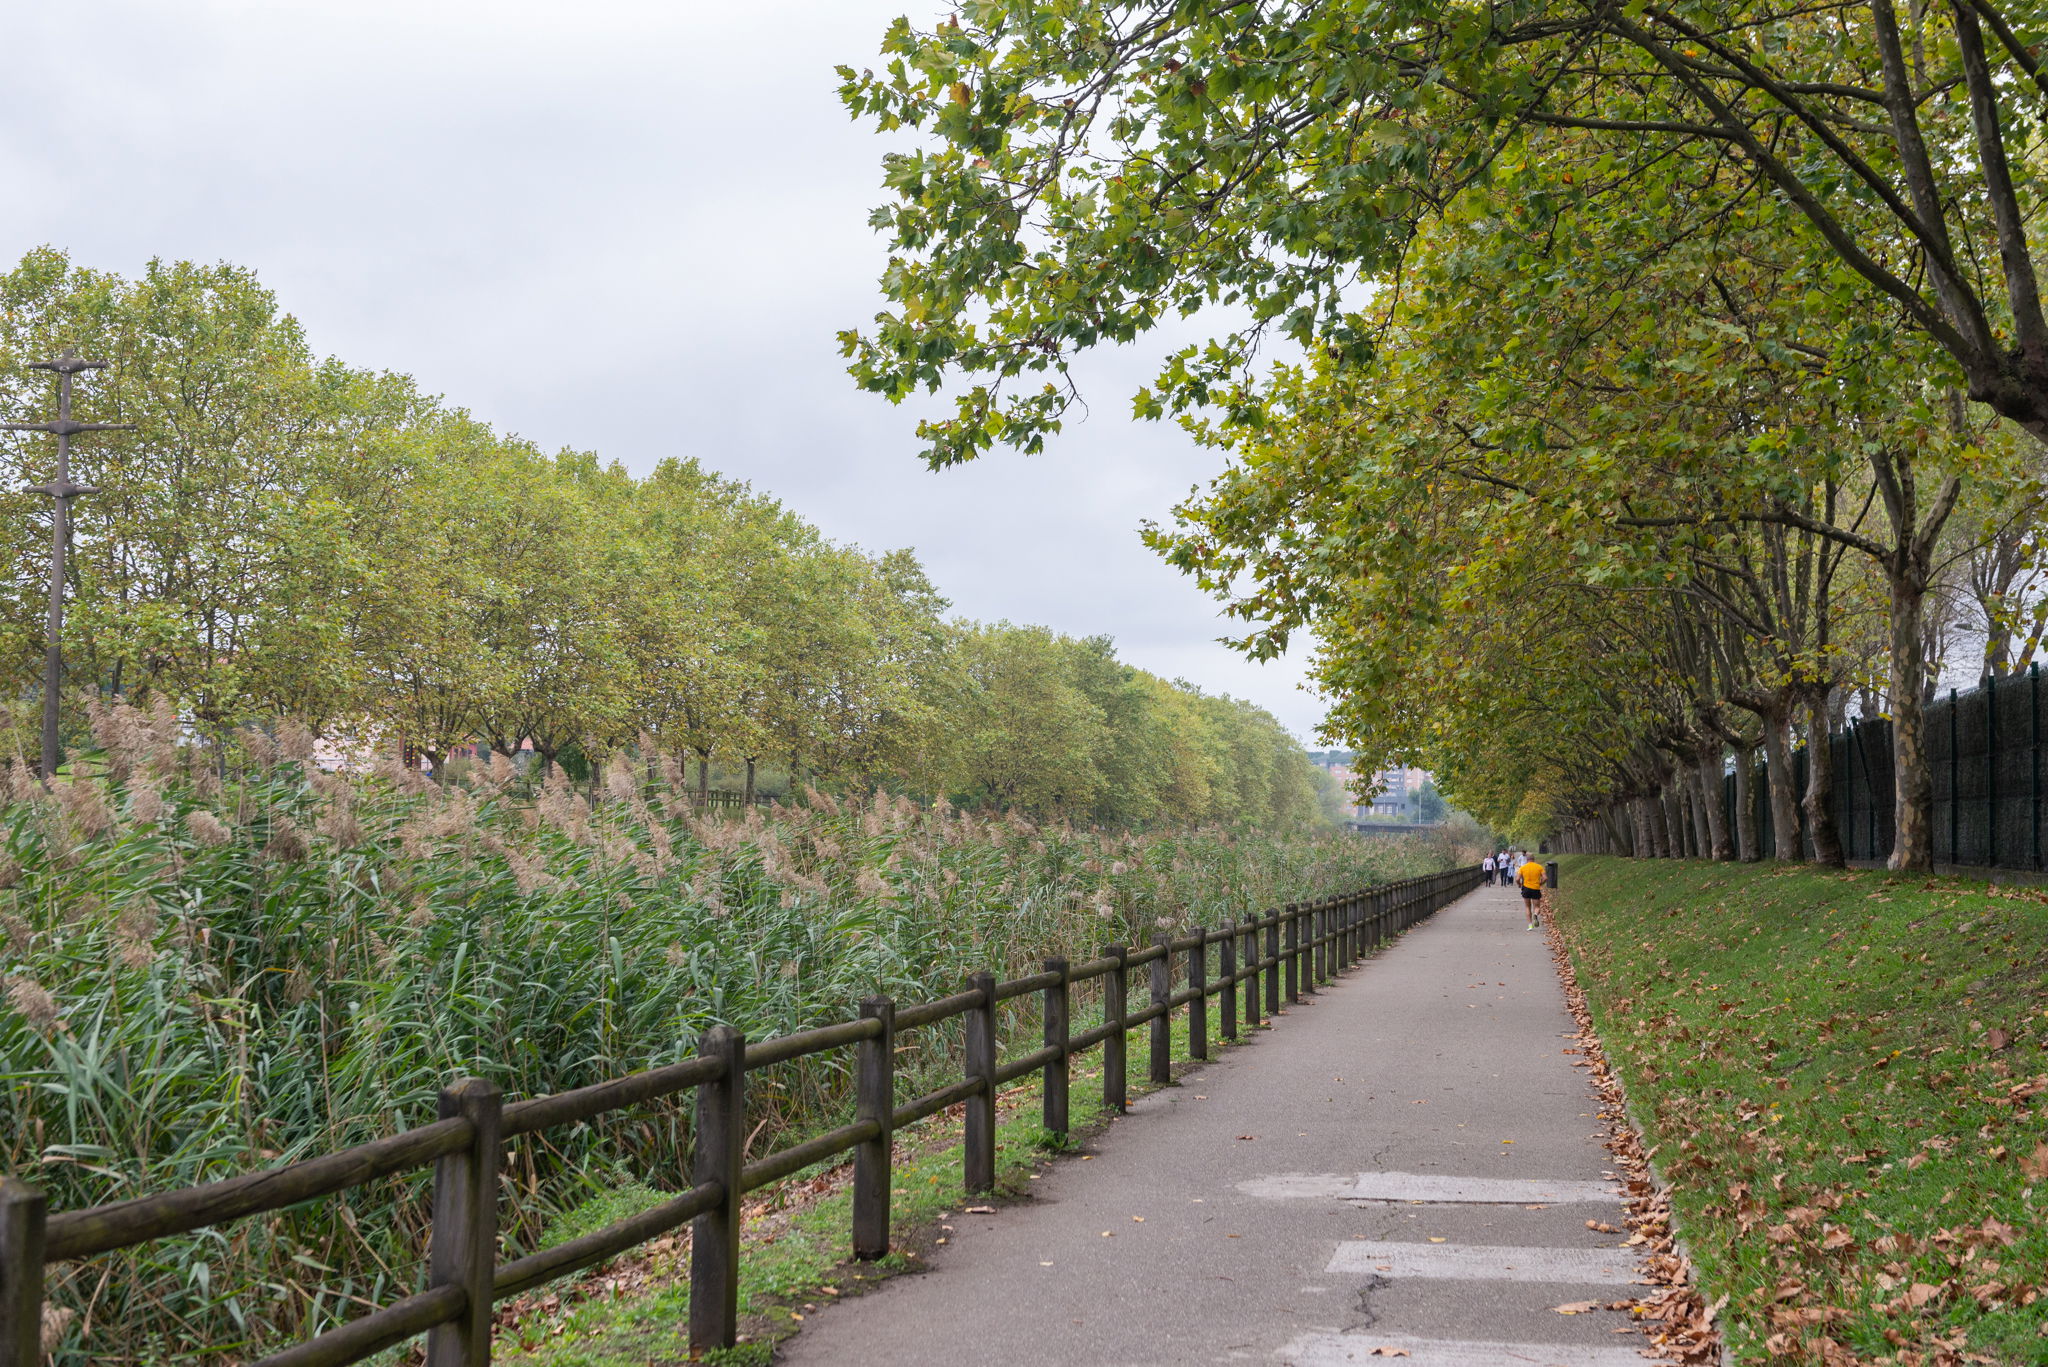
[0, 705, 1443, 1363]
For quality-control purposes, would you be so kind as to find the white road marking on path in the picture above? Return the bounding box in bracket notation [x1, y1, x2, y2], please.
[1279, 1331, 1648, 1367]
[1238, 1172, 1622, 1204]
[1327, 1241, 1637, 1283]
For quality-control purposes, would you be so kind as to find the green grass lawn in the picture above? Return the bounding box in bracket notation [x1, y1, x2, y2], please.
[1554, 856, 2048, 1365]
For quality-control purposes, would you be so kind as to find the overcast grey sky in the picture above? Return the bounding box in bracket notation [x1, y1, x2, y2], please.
[2, 0, 1330, 741]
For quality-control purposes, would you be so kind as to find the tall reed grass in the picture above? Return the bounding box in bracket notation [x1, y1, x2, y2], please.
[0, 704, 1447, 1363]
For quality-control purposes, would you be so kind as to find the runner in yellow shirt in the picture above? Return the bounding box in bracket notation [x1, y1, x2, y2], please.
[1516, 856, 1547, 931]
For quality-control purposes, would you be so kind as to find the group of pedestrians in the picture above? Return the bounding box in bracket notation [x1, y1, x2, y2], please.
[1481, 849, 1548, 931]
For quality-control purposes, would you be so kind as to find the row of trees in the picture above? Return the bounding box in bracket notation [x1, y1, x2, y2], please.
[0, 249, 1324, 828]
[839, 0, 2048, 868]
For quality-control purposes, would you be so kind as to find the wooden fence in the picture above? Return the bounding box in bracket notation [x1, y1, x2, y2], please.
[0, 866, 1480, 1367]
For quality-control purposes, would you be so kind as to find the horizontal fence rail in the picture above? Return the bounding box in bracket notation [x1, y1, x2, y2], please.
[0, 866, 1480, 1366]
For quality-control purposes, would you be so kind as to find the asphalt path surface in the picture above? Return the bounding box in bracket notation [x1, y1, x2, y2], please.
[777, 883, 1655, 1366]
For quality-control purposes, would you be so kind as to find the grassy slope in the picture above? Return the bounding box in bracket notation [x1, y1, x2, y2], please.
[1555, 856, 2047, 1365]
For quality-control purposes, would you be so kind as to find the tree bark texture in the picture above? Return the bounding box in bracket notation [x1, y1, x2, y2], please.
[1732, 744, 1759, 861]
[1696, 747, 1732, 860]
[1803, 690, 1846, 868]
[1762, 708, 1803, 860]
[1887, 573, 1936, 871]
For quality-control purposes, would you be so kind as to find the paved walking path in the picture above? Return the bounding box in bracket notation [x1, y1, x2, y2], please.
[778, 883, 1655, 1367]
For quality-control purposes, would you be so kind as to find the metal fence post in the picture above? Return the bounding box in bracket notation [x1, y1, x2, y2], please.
[965, 971, 997, 1193]
[689, 1025, 746, 1353]
[1218, 922, 1238, 1041]
[1149, 934, 1172, 1084]
[1941, 688, 1957, 873]
[1187, 930, 1208, 1061]
[426, 1078, 501, 1367]
[853, 997, 895, 1259]
[1988, 672, 1999, 868]
[1102, 944, 1128, 1113]
[1846, 719, 1860, 861]
[0, 1179, 46, 1367]
[1042, 957, 1070, 1140]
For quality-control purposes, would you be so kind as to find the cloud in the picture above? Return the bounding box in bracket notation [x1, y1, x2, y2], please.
[0, 0, 1329, 739]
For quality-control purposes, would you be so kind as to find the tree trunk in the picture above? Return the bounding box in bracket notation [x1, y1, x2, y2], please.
[743, 757, 757, 807]
[696, 748, 712, 810]
[1631, 796, 1654, 857]
[1887, 572, 1936, 871]
[1696, 747, 1732, 860]
[1761, 707, 1803, 861]
[1732, 743, 1759, 861]
[1803, 689, 1846, 868]
[1688, 785, 1706, 857]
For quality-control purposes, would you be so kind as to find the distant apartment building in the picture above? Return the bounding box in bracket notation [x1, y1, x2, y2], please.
[1306, 751, 1429, 821]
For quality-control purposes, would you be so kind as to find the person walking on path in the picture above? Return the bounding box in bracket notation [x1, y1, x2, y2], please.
[1516, 853, 1547, 930]
[1481, 852, 1496, 886]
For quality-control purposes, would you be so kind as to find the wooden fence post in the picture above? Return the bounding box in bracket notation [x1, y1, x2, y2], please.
[853, 997, 894, 1260]
[1149, 934, 1172, 1085]
[1102, 944, 1128, 1112]
[426, 1078, 501, 1367]
[1321, 900, 1333, 981]
[1187, 930, 1208, 1061]
[0, 1179, 46, 1367]
[1302, 903, 1319, 994]
[1043, 957, 1070, 1140]
[690, 1025, 746, 1353]
[1241, 919, 1259, 1029]
[1283, 904, 1300, 1004]
[965, 971, 997, 1193]
[1218, 922, 1237, 1041]
[1263, 915, 1280, 1017]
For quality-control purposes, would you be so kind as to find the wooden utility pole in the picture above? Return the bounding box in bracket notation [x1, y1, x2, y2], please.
[5, 350, 131, 778]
